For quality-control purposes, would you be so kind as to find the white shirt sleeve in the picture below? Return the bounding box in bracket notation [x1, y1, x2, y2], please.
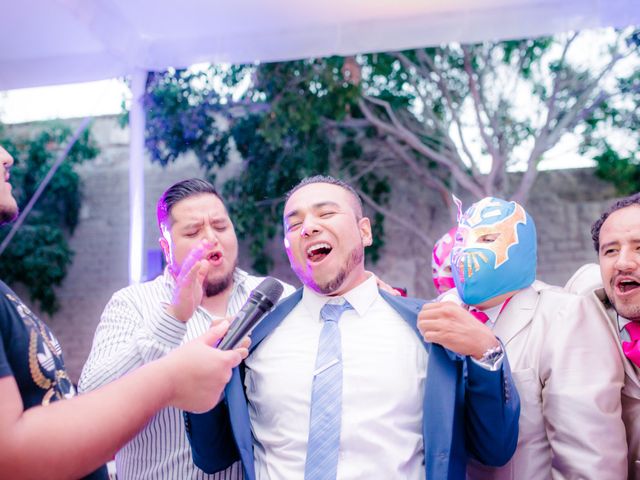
[78, 288, 187, 393]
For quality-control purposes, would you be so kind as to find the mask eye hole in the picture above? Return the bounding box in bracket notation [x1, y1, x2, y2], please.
[478, 233, 500, 243]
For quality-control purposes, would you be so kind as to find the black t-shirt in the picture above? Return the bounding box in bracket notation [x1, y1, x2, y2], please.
[0, 280, 108, 479]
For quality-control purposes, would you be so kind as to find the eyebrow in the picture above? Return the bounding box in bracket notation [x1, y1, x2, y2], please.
[284, 201, 341, 222]
[180, 215, 229, 227]
[600, 238, 640, 252]
[599, 240, 619, 252]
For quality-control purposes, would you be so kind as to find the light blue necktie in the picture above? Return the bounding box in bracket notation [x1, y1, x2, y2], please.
[304, 300, 353, 480]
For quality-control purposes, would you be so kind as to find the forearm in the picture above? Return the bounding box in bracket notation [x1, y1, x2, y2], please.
[0, 360, 173, 479]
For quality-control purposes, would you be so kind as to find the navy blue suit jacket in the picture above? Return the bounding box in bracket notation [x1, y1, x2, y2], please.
[186, 289, 520, 480]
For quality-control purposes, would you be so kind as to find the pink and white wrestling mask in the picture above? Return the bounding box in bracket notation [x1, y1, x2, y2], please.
[431, 227, 457, 294]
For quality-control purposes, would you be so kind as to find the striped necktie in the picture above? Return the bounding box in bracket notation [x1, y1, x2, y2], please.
[304, 300, 353, 480]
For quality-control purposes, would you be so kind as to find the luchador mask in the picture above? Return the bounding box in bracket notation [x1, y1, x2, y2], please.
[452, 197, 537, 305]
[431, 227, 457, 294]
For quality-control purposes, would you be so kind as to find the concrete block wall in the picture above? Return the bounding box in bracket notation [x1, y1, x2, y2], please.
[4, 116, 624, 381]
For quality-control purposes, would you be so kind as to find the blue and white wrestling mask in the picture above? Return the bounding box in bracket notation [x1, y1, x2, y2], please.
[451, 197, 537, 305]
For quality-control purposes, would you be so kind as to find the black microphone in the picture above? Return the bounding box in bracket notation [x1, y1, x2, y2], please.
[218, 277, 284, 350]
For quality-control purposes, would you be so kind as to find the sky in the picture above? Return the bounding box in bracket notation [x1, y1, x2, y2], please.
[0, 79, 131, 124]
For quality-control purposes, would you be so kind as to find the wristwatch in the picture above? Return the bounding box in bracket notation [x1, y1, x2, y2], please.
[475, 343, 504, 371]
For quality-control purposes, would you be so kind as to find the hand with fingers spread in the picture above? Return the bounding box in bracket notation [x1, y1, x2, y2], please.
[417, 301, 499, 359]
[166, 239, 213, 323]
[160, 320, 249, 413]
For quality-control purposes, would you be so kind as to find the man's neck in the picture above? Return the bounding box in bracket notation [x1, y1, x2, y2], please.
[327, 269, 369, 297]
[201, 283, 235, 317]
[474, 289, 520, 310]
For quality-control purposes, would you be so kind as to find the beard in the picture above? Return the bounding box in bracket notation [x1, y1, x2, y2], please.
[0, 203, 18, 226]
[316, 245, 364, 295]
[203, 258, 237, 297]
[609, 295, 640, 322]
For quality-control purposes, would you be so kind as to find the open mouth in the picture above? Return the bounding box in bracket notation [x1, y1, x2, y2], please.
[306, 242, 332, 263]
[207, 251, 222, 263]
[616, 278, 640, 294]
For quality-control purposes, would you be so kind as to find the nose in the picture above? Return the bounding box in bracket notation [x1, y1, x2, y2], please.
[202, 226, 219, 244]
[300, 217, 320, 237]
[0, 146, 14, 169]
[614, 246, 639, 272]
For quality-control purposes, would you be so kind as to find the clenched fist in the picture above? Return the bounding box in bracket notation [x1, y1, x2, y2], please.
[417, 301, 499, 359]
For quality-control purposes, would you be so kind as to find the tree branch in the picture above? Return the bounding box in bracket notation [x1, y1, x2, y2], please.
[413, 49, 480, 173]
[358, 96, 484, 198]
[462, 47, 501, 162]
[356, 186, 434, 247]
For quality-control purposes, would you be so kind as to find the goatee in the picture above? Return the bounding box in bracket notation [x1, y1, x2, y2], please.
[204, 263, 237, 297]
[316, 245, 364, 295]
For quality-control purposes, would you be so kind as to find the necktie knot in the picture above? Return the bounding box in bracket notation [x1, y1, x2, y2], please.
[623, 321, 640, 368]
[625, 321, 640, 341]
[469, 308, 489, 324]
[320, 301, 353, 324]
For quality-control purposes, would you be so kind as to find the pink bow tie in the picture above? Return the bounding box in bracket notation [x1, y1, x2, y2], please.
[622, 322, 640, 368]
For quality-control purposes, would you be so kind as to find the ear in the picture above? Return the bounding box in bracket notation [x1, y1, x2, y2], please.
[358, 217, 373, 247]
[159, 236, 171, 266]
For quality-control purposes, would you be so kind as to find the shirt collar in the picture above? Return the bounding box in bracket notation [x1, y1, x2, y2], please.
[618, 314, 633, 332]
[301, 274, 378, 321]
[479, 303, 502, 327]
[162, 265, 249, 297]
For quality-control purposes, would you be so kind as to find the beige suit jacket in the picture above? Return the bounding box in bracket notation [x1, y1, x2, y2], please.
[592, 288, 640, 480]
[467, 281, 627, 480]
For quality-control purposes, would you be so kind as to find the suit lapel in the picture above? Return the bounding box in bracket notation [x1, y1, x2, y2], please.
[492, 286, 539, 346]
[594, 289, 640, 391]
[249, 288, 302, 352]
[379, 290, 424, 339]
[380, 290, 461, 478]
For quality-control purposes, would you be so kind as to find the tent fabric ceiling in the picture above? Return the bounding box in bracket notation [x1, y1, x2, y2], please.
[1, 0, 639, 90]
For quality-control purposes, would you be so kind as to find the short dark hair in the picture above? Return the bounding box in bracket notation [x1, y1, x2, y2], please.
[591, 192, 640, 252]
[285, 175, 364, 218]
[157, 178, 224, 230]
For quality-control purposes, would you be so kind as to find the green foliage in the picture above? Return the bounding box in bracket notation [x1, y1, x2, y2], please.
[143, 27, 640, 265]
[583, 48, 640, 194]
[594, 144, 640, 195]
[144, 58, 390, 273]
[143, 68, 233, 178]
[0, 122, 99, 314]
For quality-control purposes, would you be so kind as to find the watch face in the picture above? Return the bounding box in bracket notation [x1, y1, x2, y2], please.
[480, 344, 504, 366]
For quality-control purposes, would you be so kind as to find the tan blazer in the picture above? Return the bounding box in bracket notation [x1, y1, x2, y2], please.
[467, 281, 627, 480]
[591, 288, 640, 480]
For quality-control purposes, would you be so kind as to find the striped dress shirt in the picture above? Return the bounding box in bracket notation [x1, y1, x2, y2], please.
[79, 268, 295, 480]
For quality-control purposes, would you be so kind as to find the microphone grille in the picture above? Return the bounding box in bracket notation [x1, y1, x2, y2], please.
[254, 277, 285, 304]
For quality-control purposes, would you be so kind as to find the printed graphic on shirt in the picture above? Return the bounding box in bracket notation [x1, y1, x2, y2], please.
[6, 292, 75, 405]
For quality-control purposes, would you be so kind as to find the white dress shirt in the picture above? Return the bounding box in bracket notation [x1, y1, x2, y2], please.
[245, 275, 428, 480]
[79, 268, 295, 480]
[619, 315, 632, 342]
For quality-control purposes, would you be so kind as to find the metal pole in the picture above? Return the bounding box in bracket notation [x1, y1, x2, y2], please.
[128, 69, 147, 284]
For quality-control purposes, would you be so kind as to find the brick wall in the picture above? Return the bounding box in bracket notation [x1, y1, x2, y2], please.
[4, 116, 622, 381]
